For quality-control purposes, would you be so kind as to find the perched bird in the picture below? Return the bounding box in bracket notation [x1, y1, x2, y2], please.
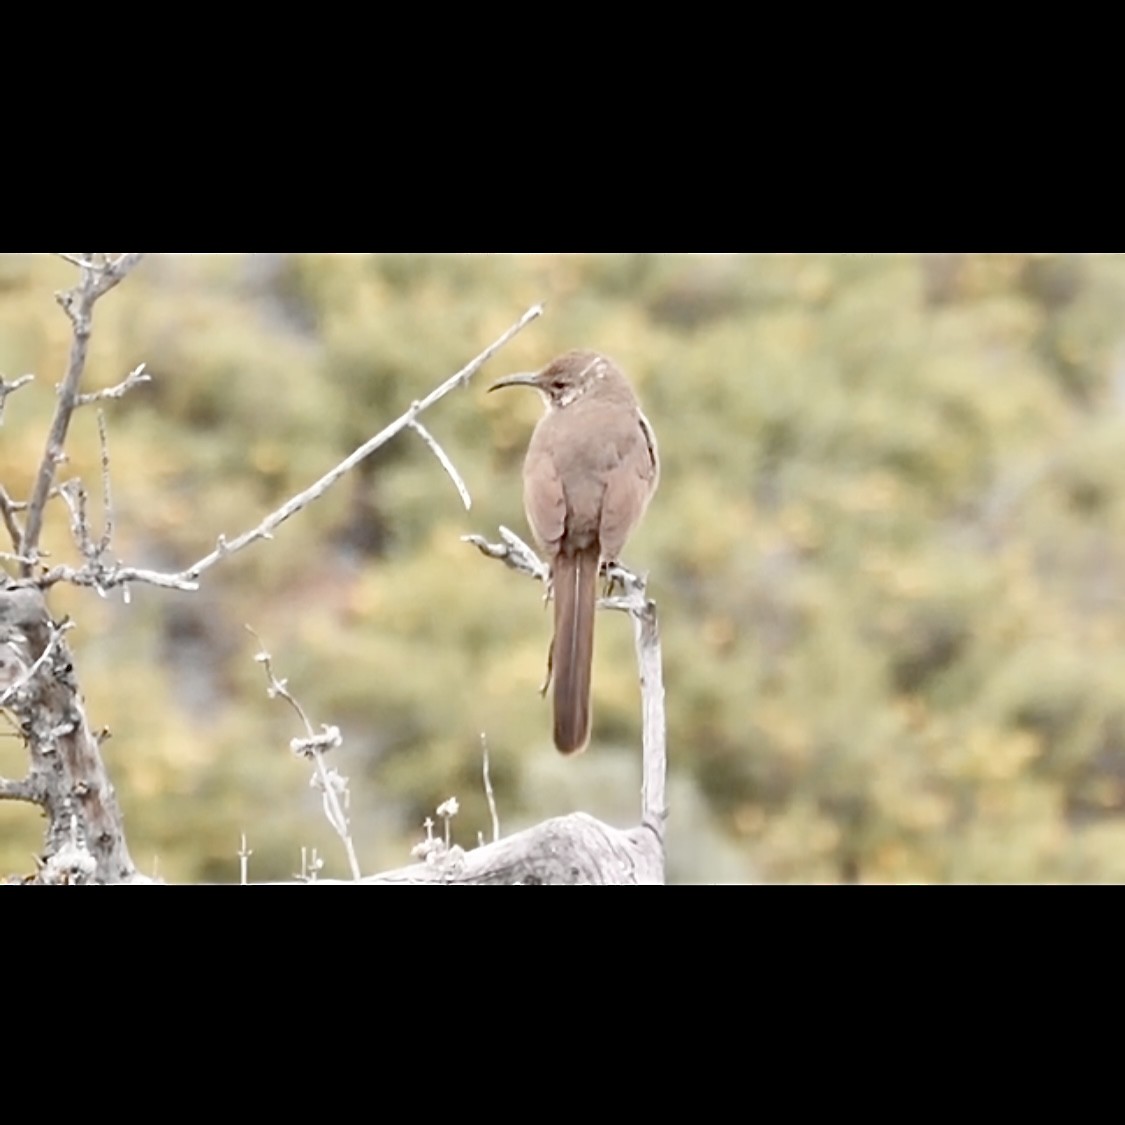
[490, 350, 659, 753]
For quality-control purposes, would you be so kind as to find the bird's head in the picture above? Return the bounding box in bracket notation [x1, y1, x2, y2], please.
[488, 350, 614, 409]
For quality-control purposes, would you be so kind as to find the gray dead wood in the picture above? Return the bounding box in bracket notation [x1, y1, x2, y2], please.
[0, 584, 136, 883]
[359, 814, 662, 885]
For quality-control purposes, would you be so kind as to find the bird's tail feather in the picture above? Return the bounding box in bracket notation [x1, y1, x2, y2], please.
[551, 547, 598, 754]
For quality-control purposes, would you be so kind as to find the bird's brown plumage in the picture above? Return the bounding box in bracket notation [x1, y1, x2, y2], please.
[490, 350, 658, 753]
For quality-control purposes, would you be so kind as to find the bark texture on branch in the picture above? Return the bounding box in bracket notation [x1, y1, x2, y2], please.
[0, 584, 135, 883]
[315, 813, 662, 885]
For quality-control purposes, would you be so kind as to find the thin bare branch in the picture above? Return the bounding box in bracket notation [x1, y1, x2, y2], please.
[437, 797, 459, 851]
[481, 734, 500, 843]
[19, 253, 144, 575]
[461, 525, 550, 583]
[76, 363, 151, 406]
[298, 846, 325, 882]
[0, 618, 76, 708]
[53, 254, 95, 270]
[168, 302, 542, 583]
[57, 479, 91, 558]
[409, 417, 472, 510]
[34, 302, 544, 594]
[36, 561, 194, 592]
[238, 833, 253, 886]
[95, 411, 113, 557]
[0, 373, 34, 425]
[0, 487, 22, 551]
[0, 776, 43, 804]
[246, 626, 315, 735]
[248, 626, 362, 881]
[602, 569, 667, 843]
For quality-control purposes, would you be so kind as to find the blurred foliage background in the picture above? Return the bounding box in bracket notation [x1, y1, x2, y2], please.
[5, 252, 1125, 883]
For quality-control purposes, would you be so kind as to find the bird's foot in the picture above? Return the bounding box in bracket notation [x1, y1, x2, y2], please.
[600, 560, 636, 598]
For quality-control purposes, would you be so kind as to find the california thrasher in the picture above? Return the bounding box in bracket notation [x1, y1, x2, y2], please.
[489, 350, 659, 754]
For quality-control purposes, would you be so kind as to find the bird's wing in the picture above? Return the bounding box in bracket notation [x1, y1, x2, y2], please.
[599, 411, 658, 562]
[523, 439, 567, 553]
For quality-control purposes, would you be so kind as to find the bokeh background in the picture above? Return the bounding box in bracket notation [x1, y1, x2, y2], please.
[3, 252, 1125, 883]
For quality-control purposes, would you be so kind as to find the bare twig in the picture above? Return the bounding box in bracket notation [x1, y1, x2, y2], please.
[0, 776, 43, 804]
[238, 833, 253, 885]
[57, 480, 91, 558]
[0, 618, 76, 708]
[248, 626, 362, 881]
[0, 373, 34, 425]
[165, 303, 540, 583]
[76, 362, 151, 406]
[0, 487, 23, 551]
[51, 412, 120, 588]
[462, 525, 550, 584]
[409, 417, 472, 510]
[602, 570, 667, 843]
[409, 802, 468, 876]
[36, 302, 544, 595]
[95, 411, 113, 557]
[246, 626, 314, 730]
[481, 734, 500, 842]
[40, 404, 123, 584]
[437, 797, 459, 850]
[38, 561, 198, 593]
[412, 816, 440, 861]
[19, 253, 144, 575]
[298, 846, 324, 882]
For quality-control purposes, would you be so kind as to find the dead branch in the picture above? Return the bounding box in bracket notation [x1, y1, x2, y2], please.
[481, 735, 500, 844]
[19, 254, 144, 575]
[238, 833, 253, 885]
[301, 813, 662, 885]
[0, 486, 23, 552]
[34, 302, 544, 594]
[75, 362, 151, 406]
[4, 259, 562, 884]
[0, 583, 136, 882]
[248, 627, 362, 881]
[408, 417, 472, 510]
[0, 614, 75, 709]
[94, 410, 114, 557]
[0, 373, 34, 426]
[462, 524, 549, 583]
[602, 568, 668, 839]
[0, 775, 43, 803]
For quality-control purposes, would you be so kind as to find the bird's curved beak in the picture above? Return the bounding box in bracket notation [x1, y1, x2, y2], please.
[488, 372, 538, 393]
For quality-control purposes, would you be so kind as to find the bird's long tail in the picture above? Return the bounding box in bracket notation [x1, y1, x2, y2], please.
[551, 546, 598, 754]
